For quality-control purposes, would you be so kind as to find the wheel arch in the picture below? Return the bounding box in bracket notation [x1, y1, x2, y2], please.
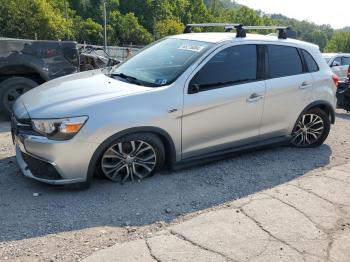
[86, 126, 177, 183]
[299, 100, 335, 124]
[0, 64, 48, 84]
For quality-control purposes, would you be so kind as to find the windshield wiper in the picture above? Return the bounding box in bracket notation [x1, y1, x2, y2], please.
[111, 73, 162, 88]
[111, 73, 142, 85]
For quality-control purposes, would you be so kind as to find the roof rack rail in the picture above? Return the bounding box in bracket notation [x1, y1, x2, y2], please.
[183, 23, 291, 39]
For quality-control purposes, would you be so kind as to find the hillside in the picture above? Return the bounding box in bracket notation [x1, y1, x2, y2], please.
[0, 0, 349, 52]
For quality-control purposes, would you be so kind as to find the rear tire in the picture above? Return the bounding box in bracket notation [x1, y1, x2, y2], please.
[0, 77, 38, 117]
[291, 108, 330, 148]
[97, 133, 165, 183]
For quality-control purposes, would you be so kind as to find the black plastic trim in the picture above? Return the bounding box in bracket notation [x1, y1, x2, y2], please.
[173, 136, 290, 170]
[297, 48, 308, 73]
[22, 152, 62, 180]
[299, 100, 335, 124]
[257, 45, 267, 80]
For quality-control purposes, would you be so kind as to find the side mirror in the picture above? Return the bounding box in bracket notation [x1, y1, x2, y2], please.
[188, 84, 200, 94]
[332, 61, 341, 67]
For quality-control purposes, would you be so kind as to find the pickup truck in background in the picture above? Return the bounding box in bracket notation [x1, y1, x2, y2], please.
[0, 38, 119, 117]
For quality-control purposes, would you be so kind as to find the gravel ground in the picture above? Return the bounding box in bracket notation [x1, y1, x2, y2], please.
[0, 110, 350, 261]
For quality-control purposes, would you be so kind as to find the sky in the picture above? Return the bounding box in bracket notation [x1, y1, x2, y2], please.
[235, 0, 349, 29]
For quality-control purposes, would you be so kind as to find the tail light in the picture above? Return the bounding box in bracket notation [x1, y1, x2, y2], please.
[332, 74, 339, 88]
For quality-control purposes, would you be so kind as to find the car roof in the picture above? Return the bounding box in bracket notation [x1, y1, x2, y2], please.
[170, 32, 319, 49]
[322, 53, 350, 57]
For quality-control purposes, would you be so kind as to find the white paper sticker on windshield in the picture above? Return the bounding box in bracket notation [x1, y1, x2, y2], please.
[178, 44, 205, 52]
[155, 79, 167, 85]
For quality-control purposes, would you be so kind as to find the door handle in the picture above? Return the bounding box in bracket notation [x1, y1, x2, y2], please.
[247, 93, 264, 103]
[167, 108, 178, 113]
[299, 82, 312, 89]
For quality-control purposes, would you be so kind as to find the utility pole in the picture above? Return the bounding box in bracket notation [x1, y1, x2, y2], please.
[64, 0, 68, 40]
[151, 0, 158, 40]
[103, 0, 107, 53]
[63, 0, 68, 21]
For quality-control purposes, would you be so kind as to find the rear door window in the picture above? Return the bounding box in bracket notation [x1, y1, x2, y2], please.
[342, 57, 350, 65]
[333, 57, 342, 66]
[267, 45, 303, 78]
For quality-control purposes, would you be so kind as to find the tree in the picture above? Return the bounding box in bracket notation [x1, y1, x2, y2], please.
[325, 32, 350, 53]
[303, 30, 328, 51]
[155, 19, 184, 39]
[74, 17, 103, 44]
[109, 11, 153, 45]
[0, 0, 73, 40]
[186, 0, 209, 23]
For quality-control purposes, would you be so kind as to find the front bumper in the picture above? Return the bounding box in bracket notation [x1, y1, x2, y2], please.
[15, 145, 86, 185]
[13, 122, 98, 185]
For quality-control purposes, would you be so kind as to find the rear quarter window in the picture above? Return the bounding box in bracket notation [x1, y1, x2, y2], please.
[267, 45, 303, 78]
[301, 49, 319, 72]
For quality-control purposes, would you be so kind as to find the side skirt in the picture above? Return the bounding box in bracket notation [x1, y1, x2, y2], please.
[172, 136, 291, 170]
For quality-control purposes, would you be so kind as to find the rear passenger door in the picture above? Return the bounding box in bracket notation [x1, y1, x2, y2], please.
[260, 44, 314, 139]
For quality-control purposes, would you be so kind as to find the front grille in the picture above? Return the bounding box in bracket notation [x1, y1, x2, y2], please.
[22, 153, 62, 180]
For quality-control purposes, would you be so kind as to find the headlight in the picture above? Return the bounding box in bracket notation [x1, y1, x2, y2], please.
[32, 116, 88, 141]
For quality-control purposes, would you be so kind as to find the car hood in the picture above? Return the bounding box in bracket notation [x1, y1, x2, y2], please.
[17, 69, 153, 118]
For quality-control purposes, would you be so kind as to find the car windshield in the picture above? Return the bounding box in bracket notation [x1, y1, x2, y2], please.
[110, 38, 214, 87]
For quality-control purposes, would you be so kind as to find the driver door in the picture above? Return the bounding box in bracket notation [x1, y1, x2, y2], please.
[181, 44, 266, 159]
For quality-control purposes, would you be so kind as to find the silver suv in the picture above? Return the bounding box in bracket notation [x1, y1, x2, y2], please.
[12, 24, 337, 188]
[322, 53, 350, 82]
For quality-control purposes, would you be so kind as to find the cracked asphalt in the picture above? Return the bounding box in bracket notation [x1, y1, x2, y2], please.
[1, 110, 350, 261]
[86, 163, 350, 262]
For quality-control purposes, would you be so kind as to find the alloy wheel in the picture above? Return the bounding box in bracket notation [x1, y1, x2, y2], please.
[291, 113, 325, 147]
[101, 140, 157, 183]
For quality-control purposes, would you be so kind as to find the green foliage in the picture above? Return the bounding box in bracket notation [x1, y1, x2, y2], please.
[303, 30, 328, 51]
[74, 17, 103, 44]
[109, 11, 153, 45]
[341, 26, 350, 33]
[0, 0, 73, 40]
[270, 14, 334, 51]
[155, 19, 184, 39]
[0, 0, 349, 51]
[325, 32, 350, 53]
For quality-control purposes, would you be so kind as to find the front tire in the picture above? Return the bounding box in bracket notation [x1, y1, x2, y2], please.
[291, 108, 330, 148]
[98, 133, 165, 183]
